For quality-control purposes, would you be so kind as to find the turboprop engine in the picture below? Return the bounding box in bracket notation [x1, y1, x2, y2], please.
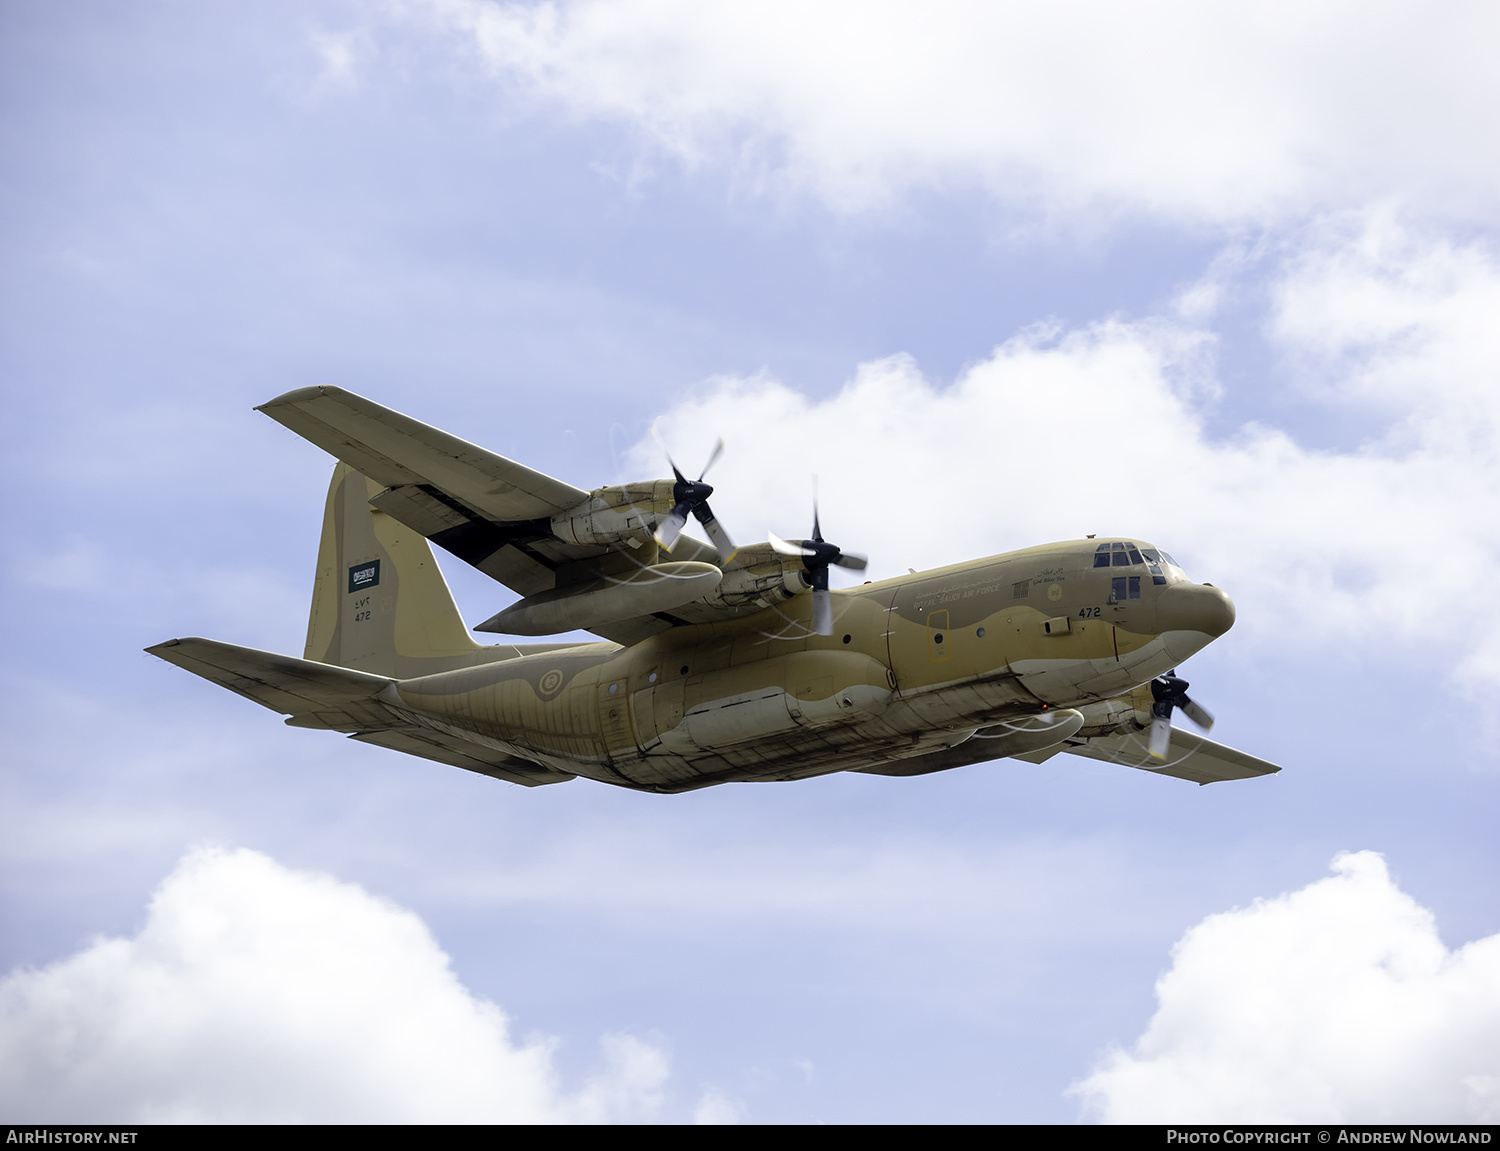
[696, 543, 813, 611]
[547, 437, 735, 561]
[547, 482, 675, 551]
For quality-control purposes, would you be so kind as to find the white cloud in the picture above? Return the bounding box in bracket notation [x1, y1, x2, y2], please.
[0, 846, 683, 1123]
[693, 1087, 747, 1124]
[414, 0, 1500, 222]
[626, 217, 1500, 699]
[1073, 851, 1500, 1123]
[309, 29, 374, 94]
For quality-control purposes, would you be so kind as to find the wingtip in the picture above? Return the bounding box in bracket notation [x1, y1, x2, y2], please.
[255, 384, 343, 413]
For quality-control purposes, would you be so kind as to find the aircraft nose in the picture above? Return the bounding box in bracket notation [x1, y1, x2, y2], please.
[1156, 582, 1235, 638]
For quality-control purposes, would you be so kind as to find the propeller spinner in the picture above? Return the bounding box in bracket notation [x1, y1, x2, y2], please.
[653, 437, 735, 560]
[769, 498, 867, 636]
[1147, 671, 1215, 761]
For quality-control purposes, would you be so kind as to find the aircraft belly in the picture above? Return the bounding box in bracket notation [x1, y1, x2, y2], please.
[606, 719, 969, 790]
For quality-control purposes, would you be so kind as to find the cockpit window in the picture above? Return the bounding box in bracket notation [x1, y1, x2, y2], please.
[1095, 541, 1145, 567]
[1095, 541, 1185, 579]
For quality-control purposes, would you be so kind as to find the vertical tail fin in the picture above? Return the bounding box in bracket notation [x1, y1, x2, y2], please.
[305, 463, 487, 678]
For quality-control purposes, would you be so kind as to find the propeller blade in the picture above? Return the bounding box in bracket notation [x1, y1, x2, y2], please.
[698, 437, 724, 479]
[769, 532, 816, 558]
[651, 433, 736, 559]
[811, 587, 833, 636]
[783, 484, 866, 633]
[1148, 715, 1172, 761]
[693, 501, 736, 560]
[1179, 697, 1215, 731]
[654, 505, 690, 551]
[651, 426, 688, 485]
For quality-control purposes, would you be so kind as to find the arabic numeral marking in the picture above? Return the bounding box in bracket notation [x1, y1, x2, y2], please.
[354, 610, 371, 622]
[1078, 606, 1101, 619]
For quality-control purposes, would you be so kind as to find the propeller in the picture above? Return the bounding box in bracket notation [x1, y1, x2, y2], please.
[1147, 671, 1215, 761]
[769, 493, 867, 636]
[653, 436, 735, 560]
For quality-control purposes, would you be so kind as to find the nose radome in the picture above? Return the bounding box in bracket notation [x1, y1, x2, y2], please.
[1157, 583, 1236, 638]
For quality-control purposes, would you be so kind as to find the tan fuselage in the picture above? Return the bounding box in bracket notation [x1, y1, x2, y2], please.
[382, 539, 1235, 793]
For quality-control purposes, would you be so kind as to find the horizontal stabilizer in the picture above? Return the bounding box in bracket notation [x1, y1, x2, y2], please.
[147, 637, 396, 728]
[257, 386, 587, 523]
[350, 729, 573, 788]
[147, 637, 572, 789]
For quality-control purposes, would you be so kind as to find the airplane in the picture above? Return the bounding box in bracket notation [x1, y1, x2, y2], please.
[148, 386, 1280, 793]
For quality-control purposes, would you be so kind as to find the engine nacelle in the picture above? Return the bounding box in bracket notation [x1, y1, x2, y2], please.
[1072, 686, 1154, 737]
[549, 482, 675, 549]
[698, 542, 809, 609]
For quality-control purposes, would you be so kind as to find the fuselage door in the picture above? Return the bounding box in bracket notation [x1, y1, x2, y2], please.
[927, 609, 952, 662]
[597, 678, 636, 762]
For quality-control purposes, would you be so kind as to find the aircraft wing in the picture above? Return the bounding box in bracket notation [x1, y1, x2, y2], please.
[257, 386, 587, 522]
[147, 637, 572, 787]
[856, 724, 1279, 786]
[256, 386, 719, 641]
[1018, 727, 1282, 785]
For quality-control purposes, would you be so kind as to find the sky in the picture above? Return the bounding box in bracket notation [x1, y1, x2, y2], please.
[3, 0, 1499, 1124]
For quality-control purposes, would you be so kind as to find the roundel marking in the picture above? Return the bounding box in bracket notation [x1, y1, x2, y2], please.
[538, 669, 564, 696]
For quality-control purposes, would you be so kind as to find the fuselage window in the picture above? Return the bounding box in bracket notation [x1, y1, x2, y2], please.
[1112, 576, 1142, 601]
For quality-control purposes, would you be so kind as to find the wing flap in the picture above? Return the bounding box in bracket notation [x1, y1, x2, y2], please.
[256, 386, 588, 523]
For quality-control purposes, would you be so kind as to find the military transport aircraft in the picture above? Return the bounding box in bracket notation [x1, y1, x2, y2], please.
[148, 386, 1280, 792]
